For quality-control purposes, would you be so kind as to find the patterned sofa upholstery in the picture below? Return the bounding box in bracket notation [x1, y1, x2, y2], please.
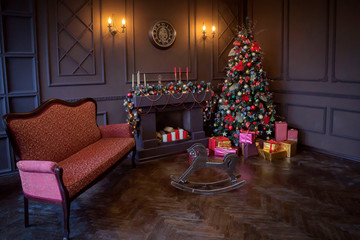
[3, 98, 136, 239]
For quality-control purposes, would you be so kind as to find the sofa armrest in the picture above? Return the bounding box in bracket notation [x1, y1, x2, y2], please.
[17, 160, 58, 173]
[99, 123, 133, 138]
[17, 161, 63, 202]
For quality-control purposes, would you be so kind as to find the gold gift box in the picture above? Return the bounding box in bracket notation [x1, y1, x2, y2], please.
[260, 149, 287, 160]
[263, 141, 279, 152]
[218, 141, 231, 148]
[279, 140, 297, 157]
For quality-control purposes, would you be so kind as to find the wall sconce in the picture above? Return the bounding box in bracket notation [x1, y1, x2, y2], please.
[107, 16, 126, 36]
[212, 26, 216, 38]
[202, 23, 207, 40]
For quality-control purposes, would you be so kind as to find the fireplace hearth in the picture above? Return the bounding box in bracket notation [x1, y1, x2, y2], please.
[134, 92, 211, 161]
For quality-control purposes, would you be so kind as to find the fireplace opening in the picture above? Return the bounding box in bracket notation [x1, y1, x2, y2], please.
[156, 110, 190, 143]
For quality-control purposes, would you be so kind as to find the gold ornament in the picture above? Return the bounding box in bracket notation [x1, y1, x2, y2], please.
[246, 70, 250, 74]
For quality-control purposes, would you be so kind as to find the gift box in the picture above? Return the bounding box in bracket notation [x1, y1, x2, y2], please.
[214, 146, 239, 157]
[189, 148, 210, 164]
[209, 136, 231, 151]
[263, 140, 279, 153]
[275, 121, 288, 142]
[279, 140, 297, 157]
[240, 142, 258, 158]
[288, 129, 298, 142]
[261, 149, 287, 160]
[255, 138, 265, 149]
[239, 130, 256, 144]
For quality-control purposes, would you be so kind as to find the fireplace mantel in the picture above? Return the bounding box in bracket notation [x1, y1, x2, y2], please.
[134, 91, 211, 161]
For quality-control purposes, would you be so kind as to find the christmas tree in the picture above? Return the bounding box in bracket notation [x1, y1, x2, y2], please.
[213, 20, 276, 146]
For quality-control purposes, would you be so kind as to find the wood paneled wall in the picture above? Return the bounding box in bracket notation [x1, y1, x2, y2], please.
[248, 0, 360, 160]
[0, 0, 242, 174]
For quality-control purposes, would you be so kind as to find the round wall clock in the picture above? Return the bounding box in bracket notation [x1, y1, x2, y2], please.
[149, 20, 176, 49]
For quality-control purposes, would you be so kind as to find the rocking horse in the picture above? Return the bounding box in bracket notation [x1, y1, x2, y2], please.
[170, 143, 246, 194]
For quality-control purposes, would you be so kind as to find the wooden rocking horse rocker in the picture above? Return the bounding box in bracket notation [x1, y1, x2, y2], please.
[171, 143, 246, 194]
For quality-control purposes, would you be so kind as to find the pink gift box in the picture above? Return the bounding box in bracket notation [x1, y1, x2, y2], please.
[239, 130, 256, 144]
[214, 147, 239, 157]
[288, 129, 298, 142]
[275, 121, 287, 142]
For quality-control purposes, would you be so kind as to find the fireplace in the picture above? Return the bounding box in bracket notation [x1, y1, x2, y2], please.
[133, 92, 211, 161]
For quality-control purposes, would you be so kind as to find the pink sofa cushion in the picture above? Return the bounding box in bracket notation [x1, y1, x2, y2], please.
[8, 101, 101, 163]
[17, 161, 62, 202]
[58, 137, 135, 198]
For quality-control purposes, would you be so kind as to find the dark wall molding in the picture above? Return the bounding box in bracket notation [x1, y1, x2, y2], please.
[273, 89, 360, 100]
[126, 0, 197, 83]
[45, 0, 105, 87]
[329, 108, 360, 141]
[286, 0, 330, 82]
[286, 104, 327, 134]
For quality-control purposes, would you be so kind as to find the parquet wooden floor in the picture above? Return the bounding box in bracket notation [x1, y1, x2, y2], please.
[1, 149, 360, 240]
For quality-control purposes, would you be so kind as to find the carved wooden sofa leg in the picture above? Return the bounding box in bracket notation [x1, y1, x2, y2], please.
[24, 197, 29, 227]
[132, 147, 137, 169]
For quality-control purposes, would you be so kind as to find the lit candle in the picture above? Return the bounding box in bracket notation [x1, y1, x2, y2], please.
[179, 67, 181, 81]
[137, 71, 140, 86]
[186, 67, 189, 82]
[144, 73, 146, 86]
[174, 67, 177, 82]
[132, 74, 134, 89]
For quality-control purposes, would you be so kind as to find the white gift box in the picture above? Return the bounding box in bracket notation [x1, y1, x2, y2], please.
[162, 134, 168, 142]
[171, 132, 176, 141]
[179, 129, 184, 139]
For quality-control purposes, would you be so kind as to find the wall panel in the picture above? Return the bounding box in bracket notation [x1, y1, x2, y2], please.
[288, 0, 328, 81]
[5, 57, 36, 93]
[333, 0, 360, 83]
[250, 0, 360, 160]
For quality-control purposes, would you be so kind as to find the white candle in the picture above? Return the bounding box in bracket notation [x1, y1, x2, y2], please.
[132, 74, 134, 89]
[137, 71, 140, 86]
[144, 73, 146, 86]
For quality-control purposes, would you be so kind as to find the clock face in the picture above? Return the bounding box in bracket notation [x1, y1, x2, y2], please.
[149, 20, 176, 49]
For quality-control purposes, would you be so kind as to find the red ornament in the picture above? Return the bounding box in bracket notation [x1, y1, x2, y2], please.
[231, 106, 235, 110]
[127, 92, 132, 97]
[246, 62, 251, 67]
[236, 99, 240, 104]
[250, 105, 256, 111]
[197, 84, 201, 88]
[253, 121, 257, 125]
[228, 125, 234, 131]
[169, 85, 174, 90]
[225, 124, 228, 129]
[153, 91, 157, 95]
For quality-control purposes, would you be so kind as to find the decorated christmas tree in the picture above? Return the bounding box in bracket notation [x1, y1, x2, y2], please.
[213, 19, 276, 146]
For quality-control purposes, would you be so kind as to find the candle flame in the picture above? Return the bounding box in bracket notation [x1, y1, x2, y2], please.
[212, 26, 215, 32]
[202, 24, 206, 31]
[108, 17, 112, 24]
[122, 18, 126, 25]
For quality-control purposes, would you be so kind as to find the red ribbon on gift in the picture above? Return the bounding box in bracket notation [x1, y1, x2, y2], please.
[267, 139, 277, 153]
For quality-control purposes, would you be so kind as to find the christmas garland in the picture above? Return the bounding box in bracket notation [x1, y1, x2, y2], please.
[124, 81, 213, 135]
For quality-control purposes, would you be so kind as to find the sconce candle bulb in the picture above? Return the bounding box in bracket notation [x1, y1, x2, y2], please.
[202, 23, 207, 40]
[212, 26, 216, 38]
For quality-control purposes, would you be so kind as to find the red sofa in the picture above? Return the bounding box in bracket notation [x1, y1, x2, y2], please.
[3, 98, 136, 239]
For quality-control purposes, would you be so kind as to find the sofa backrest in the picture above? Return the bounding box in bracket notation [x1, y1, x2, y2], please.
[4, 98, 101, 163]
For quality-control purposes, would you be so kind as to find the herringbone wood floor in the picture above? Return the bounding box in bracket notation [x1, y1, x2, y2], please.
[1, 150, 360, 240]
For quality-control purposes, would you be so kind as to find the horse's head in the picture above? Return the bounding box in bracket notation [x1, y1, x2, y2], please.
[187, 143, 207, 158]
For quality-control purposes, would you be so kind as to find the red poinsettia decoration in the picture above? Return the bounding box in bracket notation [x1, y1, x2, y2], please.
[225, 115, 235, 122]
[241, 94, 249, 102]
[232, 61, 244, 72]
[250, 42, 260, 52]
[233, 40, 241, 46]
[264, 116, 270, 124]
